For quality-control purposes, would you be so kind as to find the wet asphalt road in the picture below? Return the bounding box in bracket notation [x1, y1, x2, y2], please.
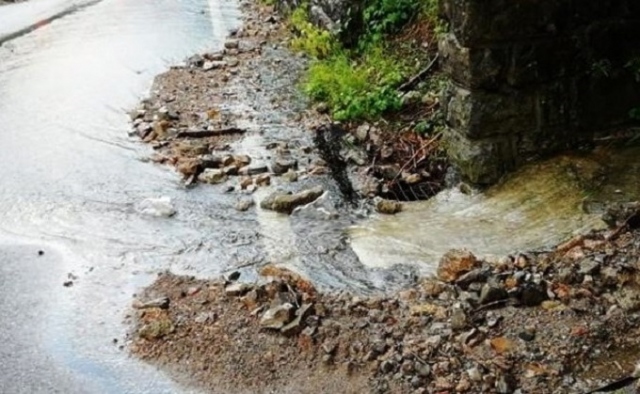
[0, 245, 97, 394]
[0, 0, 238, 392]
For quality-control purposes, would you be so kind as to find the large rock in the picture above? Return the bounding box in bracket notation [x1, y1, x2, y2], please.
[375, 198, 403, 215]
[271, 158, 298, 175]
[450, 307, 468, 331]
[175, 141, 209, 156]
[437, 249, 480, 283]
[260, 303, 295, 329]
[138, 318, 175, 340]
[176, 158, 202, 177]
[225, 283, 251, 297]
[137, 197, 176, 218]
[235, 198, 255, 212]
[260, 186, 324, 214]
[132, 296, 170, 310]
[239, 165, 269, 176]
[479, 283, 508, 305]
[518, 282, 547, 306]
[281, 303, 314, 336]
[198, 169, 228, 184]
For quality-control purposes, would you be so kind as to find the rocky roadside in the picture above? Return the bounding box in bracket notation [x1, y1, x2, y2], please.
[129, 0, 331, 208]
[129, 221, 640, 394]
[126, 0, 640, 393]
[129, 0, 445, 215]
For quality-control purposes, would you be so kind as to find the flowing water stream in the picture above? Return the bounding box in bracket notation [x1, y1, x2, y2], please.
[351, 148, 640, 273]
[1, 0, 640, 392]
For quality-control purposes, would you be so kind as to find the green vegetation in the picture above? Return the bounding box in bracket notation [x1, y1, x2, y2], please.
[288, 0, 441, 122]
[303, 46, 407, 121]
[363, 0, 422, 42]
[289, 7, 336, 59]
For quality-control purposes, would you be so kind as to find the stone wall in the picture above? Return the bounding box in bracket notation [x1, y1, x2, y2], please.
[439, 0, 640, 184]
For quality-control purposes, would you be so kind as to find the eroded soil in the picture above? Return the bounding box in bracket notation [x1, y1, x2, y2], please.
[129, 227, 640, 394]
[126, 1, 640, 393]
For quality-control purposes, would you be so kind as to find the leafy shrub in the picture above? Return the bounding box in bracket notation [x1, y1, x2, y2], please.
[304, 45, 406, 120]
[363, 0, 419, 42]
[289, 7, 336, 59]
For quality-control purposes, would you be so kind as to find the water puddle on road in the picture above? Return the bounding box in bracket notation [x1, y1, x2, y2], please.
[350, 146, 640, 275]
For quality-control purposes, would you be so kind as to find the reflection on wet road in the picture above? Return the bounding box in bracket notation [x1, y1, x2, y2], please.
[0, 0, 238, 392]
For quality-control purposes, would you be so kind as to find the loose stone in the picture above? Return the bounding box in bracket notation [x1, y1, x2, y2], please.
[224, 283, 251, 297]
[133, 296, 170, 310]
[479, 283, 508, 305]
[235, 198, 254, 212]
[260, 303, 295, 329]
[374, 198, 402, 215]
[437, 249, 479, 283]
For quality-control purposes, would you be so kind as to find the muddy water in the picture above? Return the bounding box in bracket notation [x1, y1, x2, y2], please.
[350, 148, 640, 274]
[0, 0, 240, 392]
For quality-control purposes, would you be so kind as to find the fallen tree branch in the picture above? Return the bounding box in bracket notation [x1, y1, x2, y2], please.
[177, 127, 245, 138]
[397, 54, 439, 93]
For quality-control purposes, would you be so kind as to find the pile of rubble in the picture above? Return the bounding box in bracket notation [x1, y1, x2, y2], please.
[129, 224, 640, 394]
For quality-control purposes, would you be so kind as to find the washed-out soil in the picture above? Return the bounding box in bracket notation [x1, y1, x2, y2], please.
[126, 0, 640, 393]
[129, 226, 640, 394]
